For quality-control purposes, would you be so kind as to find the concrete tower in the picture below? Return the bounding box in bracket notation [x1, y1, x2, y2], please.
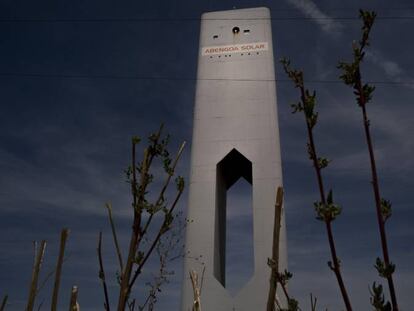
[181, 7, 287, 310]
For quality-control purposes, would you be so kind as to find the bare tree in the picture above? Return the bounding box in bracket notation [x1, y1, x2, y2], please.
[98, 231, 110, 310]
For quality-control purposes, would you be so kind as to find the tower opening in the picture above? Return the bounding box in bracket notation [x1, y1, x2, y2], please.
[226, 177, 254, 295]
[214, 149, 254, 294]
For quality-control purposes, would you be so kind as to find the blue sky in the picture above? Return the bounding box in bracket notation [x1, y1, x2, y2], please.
[0, 0, 413, 310]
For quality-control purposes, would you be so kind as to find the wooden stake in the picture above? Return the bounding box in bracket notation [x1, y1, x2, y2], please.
[26, 240, 46, 311]
[266, 187, 283, 311]
[51, 229, 69, 311]
[189, 269, 202, 311]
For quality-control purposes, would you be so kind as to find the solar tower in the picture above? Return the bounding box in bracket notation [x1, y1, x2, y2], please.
[181, 7, 287, 310]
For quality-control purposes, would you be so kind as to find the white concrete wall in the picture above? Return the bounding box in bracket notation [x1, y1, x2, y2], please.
[181, 7, 287, 310]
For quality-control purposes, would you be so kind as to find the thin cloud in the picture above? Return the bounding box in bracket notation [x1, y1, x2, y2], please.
[285, 0, 344, 35]
[366, 49, 414, 90]
[366, 50, 403, 76]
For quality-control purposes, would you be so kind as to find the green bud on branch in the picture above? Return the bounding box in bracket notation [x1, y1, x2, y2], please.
[380, 198, 392, 222]
[176, 176, 185, 192]
[370, 282, 392, 311]
[132, 136, 141, 145]
[317, 157, 330, 169]
[374, 257, 395, 279]
[314, 190, 342, 222]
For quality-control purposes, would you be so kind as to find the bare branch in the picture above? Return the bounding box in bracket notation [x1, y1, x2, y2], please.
[37, 269, 55, 296]
[37, 299, 44, 311]
[310, 294, 317, 311]
[274, 296, 282, 310]
[37, 256, 71, 296]
[0, 295, 8, 311]
[106, 202, 124, 272]
[143, 217, 185, 311]
[128, 299, 136, 311]
[199, 266, 206, 295]
[98, 232, 111, 311]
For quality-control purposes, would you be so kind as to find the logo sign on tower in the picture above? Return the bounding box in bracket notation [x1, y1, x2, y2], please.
[202, 42, 269, 56]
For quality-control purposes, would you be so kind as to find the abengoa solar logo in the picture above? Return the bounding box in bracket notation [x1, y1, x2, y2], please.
[202, 42, 268, 56]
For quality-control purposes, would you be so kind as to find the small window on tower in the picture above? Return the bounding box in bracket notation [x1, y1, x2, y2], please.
[243, 29, 250, 34]
[213, 35, 219, 39]
[232, 27, 240, 34]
